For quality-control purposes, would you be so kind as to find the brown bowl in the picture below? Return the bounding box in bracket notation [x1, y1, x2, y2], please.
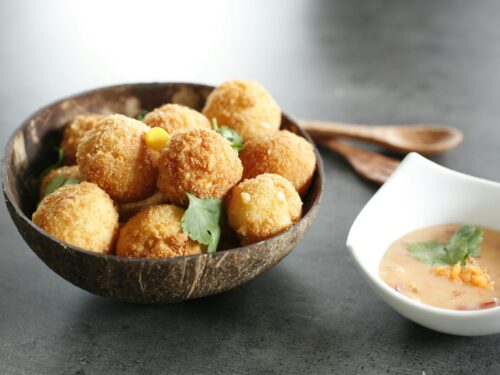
[2, 83, 324, 303]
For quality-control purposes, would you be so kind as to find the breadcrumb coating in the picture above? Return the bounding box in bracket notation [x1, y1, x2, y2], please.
[61, 114, 104, 164]
[143, 103, 211, 134]
[202, 80, 281, 141]
[116, 204, 205, 258]
[77, 114, 159, 203]
[32, 182, 119, 253]
[240, 130, 316, 196]
[226, 173, 302, 244]
[39, 165, 80, 198]
[157, 128, 243, 206]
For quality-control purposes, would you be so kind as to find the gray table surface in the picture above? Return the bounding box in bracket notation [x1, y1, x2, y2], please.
[2, 0, 500, 373]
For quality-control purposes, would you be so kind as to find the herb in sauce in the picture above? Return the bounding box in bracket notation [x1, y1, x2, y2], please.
[408, 225, 484, 266]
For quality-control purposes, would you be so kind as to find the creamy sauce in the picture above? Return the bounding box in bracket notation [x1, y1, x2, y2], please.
[379, 224, 500, 310]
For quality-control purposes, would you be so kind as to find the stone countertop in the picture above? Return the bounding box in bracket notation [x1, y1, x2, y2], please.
[1, 0, 500, 373]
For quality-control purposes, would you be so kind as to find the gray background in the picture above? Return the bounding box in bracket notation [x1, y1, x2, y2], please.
[1, 0, 500, 373]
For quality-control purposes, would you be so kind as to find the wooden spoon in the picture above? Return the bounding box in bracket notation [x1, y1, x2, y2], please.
[315, 137, 399, 185]
[300, 120, 463, 155]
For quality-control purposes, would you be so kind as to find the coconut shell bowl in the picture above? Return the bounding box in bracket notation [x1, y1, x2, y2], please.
[2, 83, 324, 304]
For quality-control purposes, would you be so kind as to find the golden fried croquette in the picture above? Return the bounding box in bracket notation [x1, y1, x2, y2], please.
[39, 165, 80, 199]
[77, 114, 159, 203]
[32, 182, 119, 253]
[240, 130, 316, 196]
[226, 174, 302, 244]
[202, 80, 281, 141]
[116, 204, 205, 258]
[157, 128, 243, 206]
[118, 191, 165, 221]
[61, 114, 104, 164]
[143, 103, 211, 134]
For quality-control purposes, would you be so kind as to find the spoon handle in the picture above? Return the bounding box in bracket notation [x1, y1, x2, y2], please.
[300, 120, 463, 155]
[315, 137, 400, 185]
[300, 120, 380, 142]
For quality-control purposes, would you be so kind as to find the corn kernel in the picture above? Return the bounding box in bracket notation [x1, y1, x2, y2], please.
[472, 274, 489, 288]
[407, 282, 418, 293]
[434, 261, 494, 289]
[435, 266, 451, 278]
[461, 268, 472, 283]
[145, 127, 170, 151]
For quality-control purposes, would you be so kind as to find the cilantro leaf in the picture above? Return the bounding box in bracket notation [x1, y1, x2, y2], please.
[407, 241, 448, 265]
[43, 174, 80, 198]
[447, 225, 484, 257]
[136, 109, 149, 121]
[64, 176, 80, 185]
[182, 193, 223, 253]
[30, 148, 65, 201]
[39, 147, 64, 180]
[407, 225, 485, 266]
[212, 118, 244, 151]
[43, 174, 66, 197]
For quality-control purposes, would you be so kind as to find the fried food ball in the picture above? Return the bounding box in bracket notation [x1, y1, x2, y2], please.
[226, 173, 302, 244]
[39, 165, 80, 199]
[61, 114, 104, 164]
[118, 191, 165, 221]
[143, 103, 211, 134]
[32, 182, 119, 253]
[240, 130, 316, 196]
[202, 79, 281, 141]
[116, 204, 205, 258]
[77, 114, 159, 203]
[157, 128, 243, 206]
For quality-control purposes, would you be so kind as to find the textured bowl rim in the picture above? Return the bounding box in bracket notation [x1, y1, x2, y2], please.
[2, 81, 324, 264]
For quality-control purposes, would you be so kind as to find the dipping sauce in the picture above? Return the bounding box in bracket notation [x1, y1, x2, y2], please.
[380, 224, 500, 310]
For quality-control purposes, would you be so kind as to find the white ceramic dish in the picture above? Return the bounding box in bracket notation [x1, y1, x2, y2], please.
[347, 153, 500, 336]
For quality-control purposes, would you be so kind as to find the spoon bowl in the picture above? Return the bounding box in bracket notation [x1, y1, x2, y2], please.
[381, 125, 463, 155]
[2, 82, 323, 304]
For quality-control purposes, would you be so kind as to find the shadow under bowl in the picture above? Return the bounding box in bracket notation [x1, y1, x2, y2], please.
[2, 82, 324, 303]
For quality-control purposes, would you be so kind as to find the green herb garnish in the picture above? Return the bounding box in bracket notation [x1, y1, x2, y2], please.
[40, 147, 64, 180]
[30, 148, 65, 200]
[182, 193, 222, 253]
[212, 118, 244, 151]
[408, 225, 484, 266]
[43, 174, 80, 198]
[136, 109, 149, 121]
